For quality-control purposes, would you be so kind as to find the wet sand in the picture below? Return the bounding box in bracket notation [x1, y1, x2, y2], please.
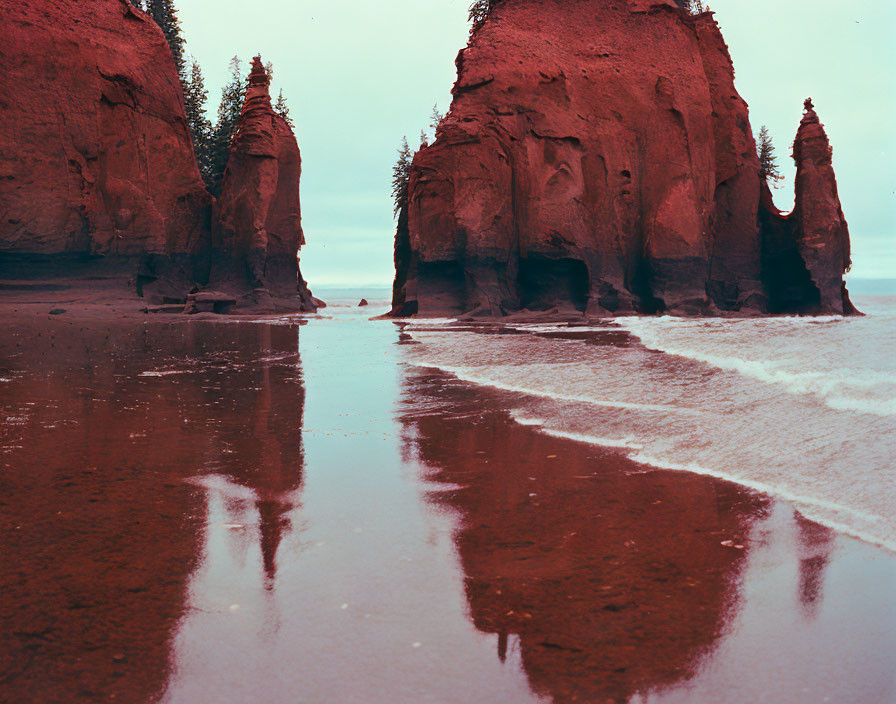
[0, 294, 893, 703]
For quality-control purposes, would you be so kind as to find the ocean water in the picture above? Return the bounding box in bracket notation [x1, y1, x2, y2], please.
[1, 290, 894, 702]
[403, 295, 896, 552]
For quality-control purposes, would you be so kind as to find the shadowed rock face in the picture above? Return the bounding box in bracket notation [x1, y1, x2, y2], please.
[391, 0, 857, 318]
[0, 0, 212, 292]
[211, 57, 317, 312]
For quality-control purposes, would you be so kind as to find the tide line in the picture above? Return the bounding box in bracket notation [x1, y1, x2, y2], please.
[406, 360, 698, 415]
[506, 416, 894, 553]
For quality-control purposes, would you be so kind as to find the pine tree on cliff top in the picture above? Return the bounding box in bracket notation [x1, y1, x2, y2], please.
[142, 0, 187, 80]
[208, 56, 246, 197]
[468, 0, 492, 26]
[757, 125, 783, 187]
[392, 137, 412, 218]
[184, 60, 214, 189]
[674, 0, 705, 13]
[430, 105, 444, 133]
[275, 90, 295, 129]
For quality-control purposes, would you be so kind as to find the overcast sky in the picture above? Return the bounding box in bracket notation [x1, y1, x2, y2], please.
[176, 0, 895, 285]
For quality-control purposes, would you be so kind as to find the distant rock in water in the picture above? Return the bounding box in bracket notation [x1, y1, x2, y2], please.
[390, 0, 857, 318]
[0, 6, 318, 313]
[0, 0, 211, 297]
[211, 57, 318, 312]
[359, 299, 369, 307]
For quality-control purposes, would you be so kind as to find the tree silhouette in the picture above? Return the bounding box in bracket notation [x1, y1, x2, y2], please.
[276, 91, 296, 129]
[184, 60, 213, 188]
[392, 137, 413, 217]
[757, 125, 783, 187]
[430, 104, 444, 133]
[141, 1, 186, 80]
[468, 0, 493, 26]
[208, 56, 246, 197]
[674, 0, 705, 13]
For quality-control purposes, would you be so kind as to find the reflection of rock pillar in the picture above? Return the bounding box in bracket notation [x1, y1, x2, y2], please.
[795, 512, 835, 615]
[214, 323, 306, 590]
[254, 323, 284, 587]
[257, 498, 289, 586]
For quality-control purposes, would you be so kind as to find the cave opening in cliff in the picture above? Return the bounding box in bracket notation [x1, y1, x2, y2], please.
[518, 257, 589, 312]
[762, 248, 822, 314]
[417, 260, 467, 314]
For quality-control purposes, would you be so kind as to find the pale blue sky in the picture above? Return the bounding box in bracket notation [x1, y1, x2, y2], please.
[176, 0, 895, 285]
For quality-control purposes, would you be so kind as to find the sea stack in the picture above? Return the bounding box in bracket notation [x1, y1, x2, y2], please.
[788, 101, 856, 314]
[0, 0, 212, 296]
[391, 0, 857, 318]
[211, 57, 317, 312]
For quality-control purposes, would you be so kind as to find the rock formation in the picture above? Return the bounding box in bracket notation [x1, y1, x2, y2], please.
[759, 100, 857, 314]
[0, 0, 211, 296]
[391, 0, 857, 318]
[1, 3, 318, 313]
[211, 57, 318, 311]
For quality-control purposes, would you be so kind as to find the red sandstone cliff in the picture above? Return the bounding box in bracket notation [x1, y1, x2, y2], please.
[0, 0, 211, 292]
[211, 57, 317, 311]
[391, 0, 856, 318]
[1, 2, 318, 313]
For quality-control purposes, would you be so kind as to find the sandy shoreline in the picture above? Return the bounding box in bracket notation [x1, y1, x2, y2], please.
[0, 296, 893, 703]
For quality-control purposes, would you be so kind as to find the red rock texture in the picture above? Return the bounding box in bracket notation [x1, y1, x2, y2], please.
[391, 0, 856, 317]
[758, 103, 858, 315]
[211, 57, 317, 311]
[0, 0, 211, 285]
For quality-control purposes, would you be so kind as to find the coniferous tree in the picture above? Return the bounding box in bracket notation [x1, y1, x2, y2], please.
[275, 90, 295, 129]
[142, 1, 187, 80]
[674, 0, 705, 13]
[419, 130, 429, 150]
[392, 137, 413, 217]
[208, 56, 246, 197]
[468, 0, 492, 26]
[757, 125, 783, 187]
[430, 104, 444, 133]
[184, 60, 214, 188]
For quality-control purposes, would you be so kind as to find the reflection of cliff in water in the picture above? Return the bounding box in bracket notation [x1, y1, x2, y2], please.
[196, 323, 307, 589]
[794, 511, 835, 618]
[0, 319, 305, 702]
[400, 369, 769, 704]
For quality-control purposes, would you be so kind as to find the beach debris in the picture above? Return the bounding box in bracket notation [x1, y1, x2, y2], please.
[183, 291, 237, 315]
[721, 540, 745, 549]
